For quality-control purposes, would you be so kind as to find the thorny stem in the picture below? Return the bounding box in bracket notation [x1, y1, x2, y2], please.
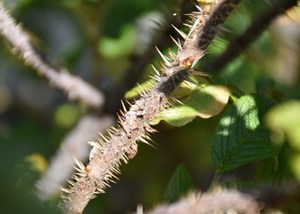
[148, 189, 260, 214]
[61, 0, 241, 213]
[202, 0, 298, 73]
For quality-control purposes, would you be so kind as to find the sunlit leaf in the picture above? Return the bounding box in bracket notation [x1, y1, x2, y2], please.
[212, 95, 278, 173]
[265, 100, 300, 150]
[152, 85, 230, 127]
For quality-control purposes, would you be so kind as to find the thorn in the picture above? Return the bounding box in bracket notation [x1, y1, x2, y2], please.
[120, 100, 127, 112]
[67, 180, 75, 186]
[119, 110, 125, 117]
[183, 23, 192, 28]
[137, 83, 146, 96]
[174, 98, 184, 105]
[111, 166, 121, 174]
[188, 18, 200, 37]
[111, 127, 118, 132]
[170, 36, 182, 49]
[122, 155, 128, 164]
[171, 24, 187, 39]
[155, 46, 171, 67]
[146, 126, 157, 133]
[96, 188, 105, 194]
[149, 74, 160, 81]
[125, 100, 132, 106]
[151, 64, 160, 76]
[106, 129, 114, 136]
[99, 132, 109, 142]
[74, 172, 86, 177]
[139, 137, 149, 145]
[61, 187, 72, 194]
[108, 171, 119, 180]
[73, 165, 84, 173]
[73, 157, 85, 171]
[195, 4, 202, 12]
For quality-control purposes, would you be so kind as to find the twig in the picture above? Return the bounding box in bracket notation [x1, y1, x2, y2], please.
[0, 2, 104, 108]
[60, 1, 241, 213]
[148, 189, 261, 214]
[201, 0, 298, 73]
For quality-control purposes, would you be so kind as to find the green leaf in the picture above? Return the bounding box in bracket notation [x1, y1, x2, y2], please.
[152, 85, 230, 127]
[258, 143, 293, 184]
[99, 24, 136, 59]
[164, 164, 195, 202]
[212, 94, 278, 173]
[54, 104, 81, 128]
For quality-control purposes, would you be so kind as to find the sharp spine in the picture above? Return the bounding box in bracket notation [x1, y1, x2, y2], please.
[155, 46, 171, 67]
[171, 24, 187, 39]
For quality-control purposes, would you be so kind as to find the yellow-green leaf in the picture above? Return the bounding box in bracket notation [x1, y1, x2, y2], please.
[265, 100, 300, 150]
[151, 85, 230, 127]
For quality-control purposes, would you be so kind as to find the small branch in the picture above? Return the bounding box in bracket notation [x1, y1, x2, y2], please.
[60, 1, 241, 213]
[148, 189, 261, 214]
[201, 0, 298, 73]
[0, 2, 104, 108]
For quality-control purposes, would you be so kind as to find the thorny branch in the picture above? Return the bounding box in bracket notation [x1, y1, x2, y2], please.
[0, 2, 104, 108]
[148, 189, 261, 214]
[60, 0, 242, 213]
[202, 0, 298, 73]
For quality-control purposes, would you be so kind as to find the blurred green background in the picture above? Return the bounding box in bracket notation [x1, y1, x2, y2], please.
[0, 0, 300, 213]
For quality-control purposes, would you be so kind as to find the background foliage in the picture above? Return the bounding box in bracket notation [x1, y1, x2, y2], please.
[0, 0, 300, 213]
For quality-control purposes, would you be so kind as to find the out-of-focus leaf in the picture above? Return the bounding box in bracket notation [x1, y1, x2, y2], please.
[151, 85, 230, 127]
[99, 25, 136, 59]
[290, 152, 300, 181]
[265, 100, 300, 150]
[54, 104, 81, 128]
[25, 153, 48, 173]
[164, 164, 195, 202]
[212, 95, 278, 173]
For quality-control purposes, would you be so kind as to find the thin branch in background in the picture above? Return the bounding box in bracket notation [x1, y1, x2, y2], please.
[36, 115, 114, 201]
[0, 2, 104, 108]
[148, 189, 261, 214]
[60, 1, 241, 213]
[201, 0, 298, 73]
